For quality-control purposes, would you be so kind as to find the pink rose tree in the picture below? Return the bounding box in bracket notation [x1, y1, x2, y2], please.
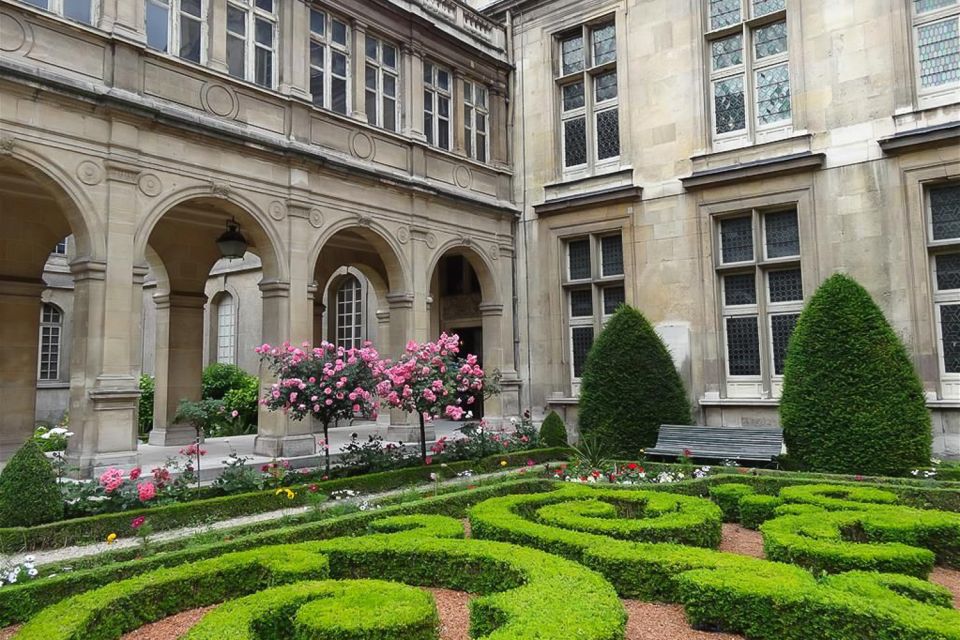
[257, 340, 383, 475]
[376, 332, 485, 462]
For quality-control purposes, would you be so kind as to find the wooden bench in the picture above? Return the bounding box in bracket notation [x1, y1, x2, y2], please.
[645, 424, 784, 463]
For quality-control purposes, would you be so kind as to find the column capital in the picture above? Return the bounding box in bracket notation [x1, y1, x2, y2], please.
[70, 258, 108, 281]
[479, 302, 504, 317]
[385, 292, 414, 309]
[259, 279, 292, 298]
[167, 291, 208, 309]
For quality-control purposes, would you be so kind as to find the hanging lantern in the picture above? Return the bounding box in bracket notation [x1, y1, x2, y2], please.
[216, 217, 247, 260]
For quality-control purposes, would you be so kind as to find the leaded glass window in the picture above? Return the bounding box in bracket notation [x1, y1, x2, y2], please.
[931, 184, 960, 240]
[913, 1, 960, 100]
[565, 233, 625, 390]
[558, 18, 620, 171]
[706, 0, 792, 142]
[936, 253, 960, 290]
[928, 182, 960, 388]
[717, 206, 803, 392]
[309, 9, 349, 115]
[916, 0, 958, 13]
[941, 304, 960, 373]
[38, 304, 62, 381]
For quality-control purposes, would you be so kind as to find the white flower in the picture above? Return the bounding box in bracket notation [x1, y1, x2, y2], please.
[65, 432, 75, 437]
[48, 427, 68, 436]
[39, 432, 52, 439]
[25, 555, 35, 563]
[27, 569, 37, 577]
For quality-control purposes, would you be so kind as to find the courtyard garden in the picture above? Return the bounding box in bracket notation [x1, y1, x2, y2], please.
[0, 274, 957, 638]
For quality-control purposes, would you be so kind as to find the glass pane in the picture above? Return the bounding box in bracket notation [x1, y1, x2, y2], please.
[568, 239, 591, 280]
[366, 36, 379, 60]
[63, 0, 92, 23]
[438, 69, 450, 91]
[712, 34, 743, 69]
[931, 184, 960, 240]
[383, 74, 396, 97]
[180, 16, 202, 62]
[227, 35, 245, 78]
[145, 2, 170, 52]
[601, 234, 624, 276]
[572, 327, 594, 377]
[563, 81, 585, 111]
[383, 97, 396, 131]
[753, 0, 786, 16]
[477, 132, 487, 162]
[564, 117, 587, 167]
[561, 34, 584, 75]
[310, 69, 324, 107]
[332, 51, 347, 76]
[227, 5, 246, 35]
[438, 95, 450, 118]
[594, 71, 618, 101]
[941, 303, 960, 372]
[332, 20, 347, 46]
[726, 316, 761, 376]
[596, 108, 620, 160]
[383, 44, 397, 69]
[764, 209, 800, 258]
[724, 273, 757, 306]
[771, 313, 798, 375]
[438, 117, 450, 149]
[310, 9, 325, 36]
[365, 66, 377, 90]
[255, 18, 273, 46]
[603, 286, 625, 315]
[714, 76, 746, 133]
[310, 41, 324, 68]
[754, 20, 788, 59]
[720, 216, 753, 263]
[22, 0, 49, 9]
[255, 0, 273, 12]
[476, 86, 487, 108]
[366, 89, 377, 125]
[768, 268, 803, 303]
[592, 22, 617, 65]
[756, 63, 792, 125]
[710, 0, 742, 30]
[915, 0, 958, 14]
[332, 75, 347, 113]
[937, 253, 960, 290]
[424, 112, 434, 144]
[570, 289, 593, 317]
[181, 0, 201, 17]
[917, 18, 960, 88]
[255, 47, 272, 87]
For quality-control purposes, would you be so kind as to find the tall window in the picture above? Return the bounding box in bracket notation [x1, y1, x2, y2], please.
[706, 0, 791, 146]
[38, 304, 62, 381]
[145, 0, 204, 64]
[226, 0, 277, 88]
[912, 0, 960, 105]
[365, 35, 399, 131]
[336, 276, 363, 349]
[19, 0, 93, 24]
[716, 207, 802, 398]
[309, 8, 349, 114]
[216, 293, 237, 365]
[424, 62, 451, 149]
[928, 183, 960, 396]
[564, 233, 625, 391]
[464, 80, 489, 163]
[556, 19, 620, 172]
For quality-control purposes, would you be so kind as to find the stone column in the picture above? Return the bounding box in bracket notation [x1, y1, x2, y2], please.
[149, 292, 206, 445]
[279, 0, 310, 100]
[490, 243, 521, 421]
[350, 20, 368, 123]
[384, 292, 430, 443]
[0, 278, 44, 460]
[453, 71, 467, 155]
[402, 44, 426, 141]
[209, 0, 229, 73]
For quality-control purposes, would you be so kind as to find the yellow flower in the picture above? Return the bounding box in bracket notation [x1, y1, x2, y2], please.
[274, 488, 283, 495]
[106, 533, 117, 544]
[500, 460, 508, 467]
[276, 487, 295, 500]
[286, 489, 296, 500]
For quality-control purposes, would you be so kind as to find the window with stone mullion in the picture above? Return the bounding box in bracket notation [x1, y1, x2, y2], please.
[225, 0, 277, 88]
[464, 81, 489, 163]
[706, 0, 791, 143]
[366, 35, 400, 132]
[424, 62, 451, 148]
[928, 183, 960, 383]
[309, 8, 350, 115]
[145, 0, 205, 64]
[912, 0, 960, 97]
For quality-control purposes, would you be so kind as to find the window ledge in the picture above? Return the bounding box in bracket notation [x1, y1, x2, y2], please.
[878, 119, 960, 155]
[37, 382, 69, 390]
[535, 184, 642, 216]
[681, 151, 824, 190]
[699, 397, 780, 407]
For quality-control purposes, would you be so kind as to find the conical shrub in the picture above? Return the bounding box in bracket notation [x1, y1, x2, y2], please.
[780, 273, 931, 475]
[0, 439, 63, 527]
[578, 305, 692, 457]
[539, 410, 568, 447]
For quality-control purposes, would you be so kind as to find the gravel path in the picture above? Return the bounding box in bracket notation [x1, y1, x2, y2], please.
[719, 523, 764, 558]
[931, 567, 960, 609]
[119, 607, 216, 640]
[430, 588, 473, 640]
[623, 601, 744, 639]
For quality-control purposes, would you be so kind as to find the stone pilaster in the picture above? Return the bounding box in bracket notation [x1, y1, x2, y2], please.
[402, 44, 427, 141]
[279, 0, 311, 100]
[350, 20, 368, 123]
[0, 277, 45, 461]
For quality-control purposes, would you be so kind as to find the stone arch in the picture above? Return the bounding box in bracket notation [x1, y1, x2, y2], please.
[426, 239, 502, 306]
[308, 220, 412, 296]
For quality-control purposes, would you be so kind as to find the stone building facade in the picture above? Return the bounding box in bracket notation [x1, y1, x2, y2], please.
[0, 0, 521, 472]
[3, 0, 960, 470]
[487, 0, 960, 457]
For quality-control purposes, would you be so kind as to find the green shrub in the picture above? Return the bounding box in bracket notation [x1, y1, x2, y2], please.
[777, 483, 899, 511]
[578, 306, 692, 457]
[137, 375, 155, 436]
[201, 363, 254, 400]
[780, 274, 931, 476]
[539, 411, 568, 447]
[738, 495, 783, 530]
[708, 483, 755, 522]
[0, 440, 63, 527]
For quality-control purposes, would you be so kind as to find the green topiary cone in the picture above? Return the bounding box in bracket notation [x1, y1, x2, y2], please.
[539, 411, 568, 447]
[780, 273, 931, 476]
[0, 439, 64, 527]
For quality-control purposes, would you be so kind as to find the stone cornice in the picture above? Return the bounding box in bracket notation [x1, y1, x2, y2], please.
[680, 152, 825, 190]
[877, 120, 960, 155]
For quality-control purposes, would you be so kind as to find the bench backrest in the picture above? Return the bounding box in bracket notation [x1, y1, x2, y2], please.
[653, 424, 784, 459]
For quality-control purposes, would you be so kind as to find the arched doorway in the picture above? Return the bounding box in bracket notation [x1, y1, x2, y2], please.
[0, 155, 97, 461]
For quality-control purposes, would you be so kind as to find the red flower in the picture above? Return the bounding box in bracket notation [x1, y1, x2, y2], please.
[425, 456, 433, 465]
[131, 516, 146, 529]
[683, 448, 693, 457]
[627, 462, 638, 471]
[129, 467, 142, 480]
